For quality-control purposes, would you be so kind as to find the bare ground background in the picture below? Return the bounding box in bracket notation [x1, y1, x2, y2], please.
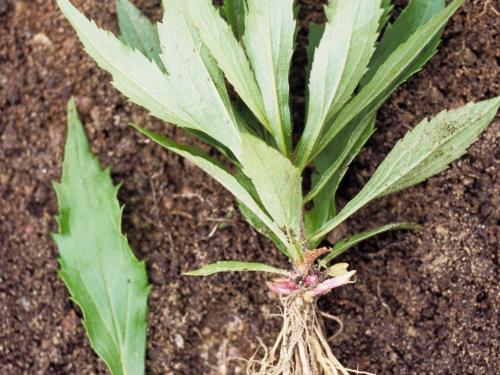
[0, 0, 499, 374]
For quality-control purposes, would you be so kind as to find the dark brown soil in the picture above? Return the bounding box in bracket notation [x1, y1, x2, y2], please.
[1, 0, 499, 374]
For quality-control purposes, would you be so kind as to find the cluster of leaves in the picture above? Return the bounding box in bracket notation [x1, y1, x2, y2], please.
[58, 0, 498, 273]
[53, 1, 499, 373]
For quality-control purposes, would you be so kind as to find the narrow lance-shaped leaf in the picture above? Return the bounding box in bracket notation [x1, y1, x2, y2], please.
[362, 0, 445, 85]
[57, 0, 188, 129]
[185, 0, 273, 138]
[240, 133, 303, 263]
[116, 0, 164, 70]
[115, 0, 240, 162]
[320, 223, 421, 266]
[58, 0, 242, 160]
[131, 124, 291, 255]
[309, 97, 500, 243]
[243, 0, 295, 156]
[295, 0, 381, 169]
[52, 100, 149, 375]
[311, 0, 463, 164]
[185, 261, 288, 276]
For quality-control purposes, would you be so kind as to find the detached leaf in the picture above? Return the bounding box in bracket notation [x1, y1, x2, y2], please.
[309, 97, 500, 243]
[295, 0, 381, 169]
[313, 0, 463, 163]
[240, 133, 303, 256]
[185, 261, 288, 276]
[243, 0, 295, 155]
[320, 223, 421, 266]
[116, 0, 164, 69]
[52, 100, 149, 375]
[132, 124, 290, 254]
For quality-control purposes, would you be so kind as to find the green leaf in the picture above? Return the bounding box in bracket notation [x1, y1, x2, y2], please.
[240, 133, 303, 261]
[57, 0, 184, 126]
[185, 0, 272, 138]
[320, 223, 421, 266]
[184, 261, 288, 276]
[158, 0, 244, 159]
[58, 0, 242, 160]
[116, 1, 240, 164]
[221, 0, 247, 39]
[305, 114, 375, 204]
[363, 0, 445, 84]
[116, 0, 164, 70]
[52, 100, 149, 375]
[379, 0, 393, 31]
[295, 0, 381, 169]
[305, 114, 375, 247]
[312, 0, 464, 164]
[131, 124, 291, 254]
[243, 0, 295, 156]
[309, 97, 500, 243]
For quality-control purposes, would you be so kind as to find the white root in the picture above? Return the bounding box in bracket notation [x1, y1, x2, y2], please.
[246, 295, 374, 375]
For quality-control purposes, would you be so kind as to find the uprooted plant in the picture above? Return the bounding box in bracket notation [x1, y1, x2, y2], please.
[57, 0, 499, 373]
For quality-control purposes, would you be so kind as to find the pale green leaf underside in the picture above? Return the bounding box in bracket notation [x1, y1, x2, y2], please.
[131, 124, 290, 253]
[115, 0, 240, 162]
[296, 0, 381, 168]
[58, 0, 242, 160]
[186, 0, 271, 135]
[116, 0, 164, 70]
[53, 100, 149, 375]
[320, 222, 421, 266]
[313, 0, 463, 163]
[243, 0, 295, 155]
[309, 97, 500, 242]
[158, 0, 242, 159]
[184, 261, 288, 276]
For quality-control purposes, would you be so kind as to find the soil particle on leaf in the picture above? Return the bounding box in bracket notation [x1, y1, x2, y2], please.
[0, 0, 499, 374]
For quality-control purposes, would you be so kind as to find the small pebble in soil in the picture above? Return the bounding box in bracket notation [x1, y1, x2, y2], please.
[174, 333, 184, 349]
